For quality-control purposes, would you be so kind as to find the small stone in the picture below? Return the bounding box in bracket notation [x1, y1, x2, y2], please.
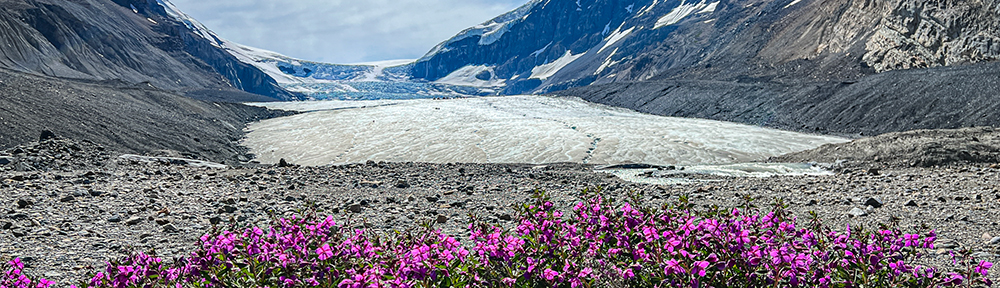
[937, 239, 959, 249]
[16, 199, 32, 209]
[0, 157, 10, 165]
[11, 229, 26, 237]
[426, 196, 439, 203]
[867, 168, 880, 176]
[984, 233, 993, 241]
[905, 200, 919, 207]
[937, 196, 948, 203]
[864, 197, 884, 209]
[60, 196, 75, 203]
[972, 252, 997, 258]
[125, 217, 143, 225]
[348, 204, 362, 213]
[39, 130, 56, 142]
[162, 224, 178, 233]
[222, 205, 237, 213]
[435, 215, 448, 224]
[806, 199, 818, 206]
[991, 164, 1000, 169]
[847, 207, 867, 217]
[209, 216, 222, 225]
[989, 237, 1000, 246]
[1, 221, 11, 230]
[396, 181, 410, 189]
[155, 219, 170, 225]
[499, 214, 513, 221]
[278, 158, 291, 167]
[107, 216, 122, 223]
[89, 190, 104, 197]
[72, 190, 88, 197]
[283, 196, 297, 202]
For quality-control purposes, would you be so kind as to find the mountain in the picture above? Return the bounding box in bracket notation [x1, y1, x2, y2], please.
[0, 0, 304, 162]
[410, 0, 1000, 135]
[0, 0, 301, 101]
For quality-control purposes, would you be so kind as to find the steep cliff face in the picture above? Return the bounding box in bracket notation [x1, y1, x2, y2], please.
[0, 0, 300, 101]
[412, 0, 1000, 95]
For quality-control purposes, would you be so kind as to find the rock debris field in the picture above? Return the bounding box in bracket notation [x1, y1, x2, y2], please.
[2, 137, 1000, 285]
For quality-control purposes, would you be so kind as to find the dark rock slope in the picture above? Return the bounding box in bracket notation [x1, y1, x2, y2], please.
[0, 0, 301, 101]
[416, 0, 1000, 135]
[0, 68, 293, 164]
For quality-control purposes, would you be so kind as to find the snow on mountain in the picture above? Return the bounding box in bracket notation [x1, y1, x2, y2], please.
[530, 51, 586, 80]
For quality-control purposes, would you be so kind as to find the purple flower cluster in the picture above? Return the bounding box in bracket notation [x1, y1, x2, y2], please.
[2, 258, 54, 288]
[55, 192, 992, 288]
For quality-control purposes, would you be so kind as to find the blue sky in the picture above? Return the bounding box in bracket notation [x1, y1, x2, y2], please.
[168, 0, 528, 64]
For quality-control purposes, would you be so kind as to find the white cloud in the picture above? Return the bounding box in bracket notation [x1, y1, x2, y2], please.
[169, 0, 527, 63]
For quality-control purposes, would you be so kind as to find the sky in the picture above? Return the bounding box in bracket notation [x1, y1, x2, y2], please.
[168, 0, 528, 64]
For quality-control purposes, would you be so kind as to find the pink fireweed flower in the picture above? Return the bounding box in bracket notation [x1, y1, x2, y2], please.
[542, 268, 560, 281]
[316, 244, 335, 261]
[663, 259, 685, 275]
[977, 261, 994, 277]
[691, 261, 711, 277]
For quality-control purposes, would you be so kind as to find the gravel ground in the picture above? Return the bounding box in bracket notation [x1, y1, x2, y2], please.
[2, 138, 1000, 285]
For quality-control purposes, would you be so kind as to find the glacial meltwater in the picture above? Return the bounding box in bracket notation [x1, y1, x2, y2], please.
[244, 96, 848, 181]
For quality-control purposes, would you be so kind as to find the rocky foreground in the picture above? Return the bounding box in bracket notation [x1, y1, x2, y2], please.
[1, 137, 1000, 285]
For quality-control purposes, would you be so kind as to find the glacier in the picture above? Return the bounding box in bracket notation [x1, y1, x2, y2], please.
[244, 96, 848, 167]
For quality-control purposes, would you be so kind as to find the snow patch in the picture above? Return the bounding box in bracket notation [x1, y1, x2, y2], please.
[530, 51, 584, 80]
[783, 0, 803, 9]
[699, 1, 719, 13]
[421, 0, 543, 59]
[639, 0, 660, 16]
[434, 65, 505, 88]
[599, 26, 635, 54]
[531, 42, 552, 58]
[654, 0, 711, 29]
[595, 48, 620, 74]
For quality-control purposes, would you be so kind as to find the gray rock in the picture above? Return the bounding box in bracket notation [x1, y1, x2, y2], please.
[348, 204, 362, 213]
[499, 214, 513, 221]
[937, 239, 959, 249]
[426, 196, 439, 203]
[864, 197, 884, 208]
[14, 161, 32, 172]
[155, 219, 170, 225]
[395, 180, 411, 189]
[59, 196, 75, 202]
[16, 199, 32, 209]
[222, 205, 236, 213]
[848, 207, 868, 217]
[905, 200, 919, 207]
[11, 229, 26, 238]
[0, 157, 11, 165]
[125, 217, 143, 225]
[107, 216, 121, 223]
[0, 221, 11, 230]
[989, 237, 1000, 246]
[972, 252, 997, 258]
[38, 130, 56, 142]
[436, 215, 448, 224]
[162, 224, 178, 233]
[209, 216, 222, 225]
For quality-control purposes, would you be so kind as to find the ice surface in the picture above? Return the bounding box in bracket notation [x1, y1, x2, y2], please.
[530, 51, 585, 80]
[602, 163, 834, 185]
[244, 96, 848, 166]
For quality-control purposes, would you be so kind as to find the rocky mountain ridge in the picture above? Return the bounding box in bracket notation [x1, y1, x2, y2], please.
[0, 0, 301, 101]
